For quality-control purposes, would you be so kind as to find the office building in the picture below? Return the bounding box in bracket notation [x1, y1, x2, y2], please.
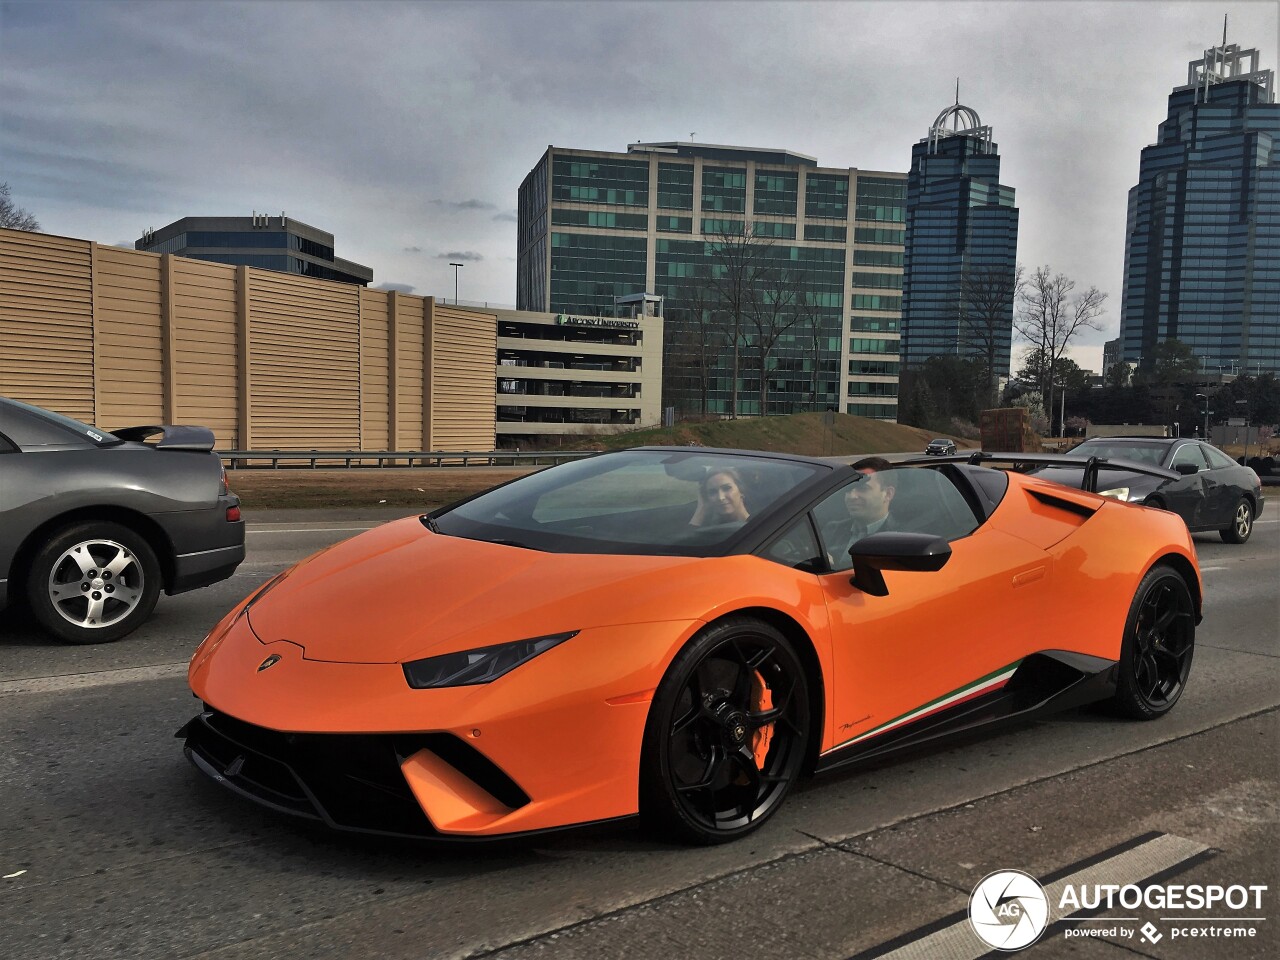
[1119, 41, 1279, 377]
[518, 143, 906, 420]
[480, 293, 664, 442]
[901, 101, 1019, 379]
[136, 214, 373, 286]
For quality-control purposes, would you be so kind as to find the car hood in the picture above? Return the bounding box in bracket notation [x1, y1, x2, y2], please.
[246, 517, 705, 664]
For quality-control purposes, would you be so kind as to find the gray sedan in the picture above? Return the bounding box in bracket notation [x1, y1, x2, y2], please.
[1031, 436, 1265, 544]
[0, 397, 245, 643]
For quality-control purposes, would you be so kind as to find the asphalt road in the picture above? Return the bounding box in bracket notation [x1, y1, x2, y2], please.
[1, 509, 1277, 960]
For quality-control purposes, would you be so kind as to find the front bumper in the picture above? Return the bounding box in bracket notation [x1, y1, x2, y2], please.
[179, 708, 529, 838]
[184, 612, 695, 836]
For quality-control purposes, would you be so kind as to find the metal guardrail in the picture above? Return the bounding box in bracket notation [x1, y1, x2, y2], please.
[217, 449, 599, 469]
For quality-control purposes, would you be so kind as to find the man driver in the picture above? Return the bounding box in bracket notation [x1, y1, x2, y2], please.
[839, 456, 899, 546]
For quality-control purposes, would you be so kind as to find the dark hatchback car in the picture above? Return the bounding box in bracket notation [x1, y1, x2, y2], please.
[0, 396, 245, 643]
[925, 438, 958, 456]
[1033, 437, 1265, 544]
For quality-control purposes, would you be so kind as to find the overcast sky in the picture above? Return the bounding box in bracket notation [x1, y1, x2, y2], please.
[2, 0, 1277, 372]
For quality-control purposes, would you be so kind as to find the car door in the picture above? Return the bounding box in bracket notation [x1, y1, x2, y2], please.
[811, 467, 1056, 753]
[1164, 442, 1210, 528]
[1197, 442, 1240, 526]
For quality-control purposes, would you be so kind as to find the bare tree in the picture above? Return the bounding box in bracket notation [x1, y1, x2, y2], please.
[702, 223, 774, 417]
[744, 260, 805, 414]
[1014, 265, 1106, 432]
[667, 270, 727, 416]
[960, 262, 1022, 406]
[0, 183, 40, 231]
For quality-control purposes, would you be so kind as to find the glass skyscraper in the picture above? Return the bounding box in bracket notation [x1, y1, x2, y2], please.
[1120, 42, 1279, 376]
[518, 143, 906, 419]
[901, 103, 1019, 376]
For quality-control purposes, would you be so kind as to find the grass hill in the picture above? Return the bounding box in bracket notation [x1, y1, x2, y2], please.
[584, 412, 976, 458]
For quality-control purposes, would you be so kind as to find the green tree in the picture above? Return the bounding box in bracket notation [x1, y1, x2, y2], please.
[1146, 338, 1201, 385]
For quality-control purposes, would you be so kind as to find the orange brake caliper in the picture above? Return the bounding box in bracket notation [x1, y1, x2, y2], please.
[750, 670, 774, 767]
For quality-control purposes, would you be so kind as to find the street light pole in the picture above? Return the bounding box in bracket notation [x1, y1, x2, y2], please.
[449, 262, 463, 305]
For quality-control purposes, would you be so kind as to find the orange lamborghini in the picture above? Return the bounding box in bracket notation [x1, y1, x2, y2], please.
[180, 448, 1202, 844]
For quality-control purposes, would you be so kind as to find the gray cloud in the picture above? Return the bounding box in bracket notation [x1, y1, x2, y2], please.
[403, 245, 423, 253]
[374, 281, 416, 293]
[3, 0, 1275, 354]
[431, 199, 496, 211]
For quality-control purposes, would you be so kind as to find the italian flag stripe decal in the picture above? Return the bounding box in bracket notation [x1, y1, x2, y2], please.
[836, 660, 1022, 749]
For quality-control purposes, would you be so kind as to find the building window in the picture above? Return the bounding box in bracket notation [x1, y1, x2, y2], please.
[702, 167, 747, 212]
[804, 224, 847, 243]
[551, 209, 648, 230]
[805, 173, 849, 219]
[851, 294, 902, 311]
[854, 227, 906, 245]
[754, 170, 798, 216]
[752, 221, 797, 239]
[701, 218, 744, 236]
[657, 163, 694, 210]
[552, 157, 649, 207]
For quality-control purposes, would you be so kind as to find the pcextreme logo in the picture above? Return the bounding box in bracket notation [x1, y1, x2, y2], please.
[969, 870, 1050, 951]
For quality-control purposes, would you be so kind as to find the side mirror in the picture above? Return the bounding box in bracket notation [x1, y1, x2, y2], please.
[848, 532, 952, 597]
[1174, 463, 1199, 475]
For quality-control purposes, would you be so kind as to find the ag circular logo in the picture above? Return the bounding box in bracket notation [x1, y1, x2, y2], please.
[969, 870, 1050, 951]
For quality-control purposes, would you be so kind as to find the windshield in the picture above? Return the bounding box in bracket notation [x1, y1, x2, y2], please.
[433, 450, 828, 555]
[1071, 440, 1168, 467]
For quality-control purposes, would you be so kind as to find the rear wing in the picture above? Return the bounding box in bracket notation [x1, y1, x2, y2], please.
[111, 425, 217, 451]
[889, 451, 1179, 494]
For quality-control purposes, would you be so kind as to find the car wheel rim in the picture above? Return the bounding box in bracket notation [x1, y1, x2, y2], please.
[46, 539, 144, 629]
[667, 634, 805, 833]
[1131, 577, 1194, 709]
[1234, 504, 1251, 538]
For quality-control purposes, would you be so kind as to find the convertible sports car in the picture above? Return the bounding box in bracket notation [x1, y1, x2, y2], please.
[180, 448, 1201, 844]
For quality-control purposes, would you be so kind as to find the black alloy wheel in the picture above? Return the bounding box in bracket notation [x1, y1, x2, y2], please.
[641, 617, 810, 844]
[1220, 497, 1254, 544]
[1112, 564, 1195, 720]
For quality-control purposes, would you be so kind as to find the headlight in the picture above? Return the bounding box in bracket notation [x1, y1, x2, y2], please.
[1098, 486, 1132, 501]
[403, 631, 578, 688]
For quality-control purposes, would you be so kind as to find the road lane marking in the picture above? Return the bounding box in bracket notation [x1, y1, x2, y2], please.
[0, 662, 187, 697]
[1199, 565, 1228, 572]
[851, 832, 1211, 960]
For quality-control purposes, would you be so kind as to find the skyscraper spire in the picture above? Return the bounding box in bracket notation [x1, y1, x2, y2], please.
[1223, 13, 1227, 46]
[955, 78, 960, 106]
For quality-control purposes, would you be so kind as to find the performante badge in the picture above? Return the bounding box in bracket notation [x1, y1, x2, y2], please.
[969, 870, 1049, 951]
[257, 654, 282, 672]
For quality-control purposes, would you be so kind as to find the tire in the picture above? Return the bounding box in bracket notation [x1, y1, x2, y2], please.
[1111, 564, 1195, 720]
[1220, 498, 1254, 544]
[26, 522, 162, 644]
[640, 616, 810, 844]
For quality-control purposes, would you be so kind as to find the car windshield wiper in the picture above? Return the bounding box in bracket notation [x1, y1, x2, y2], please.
[423, 516, 441, 534]
[484, 538, 543, 551]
